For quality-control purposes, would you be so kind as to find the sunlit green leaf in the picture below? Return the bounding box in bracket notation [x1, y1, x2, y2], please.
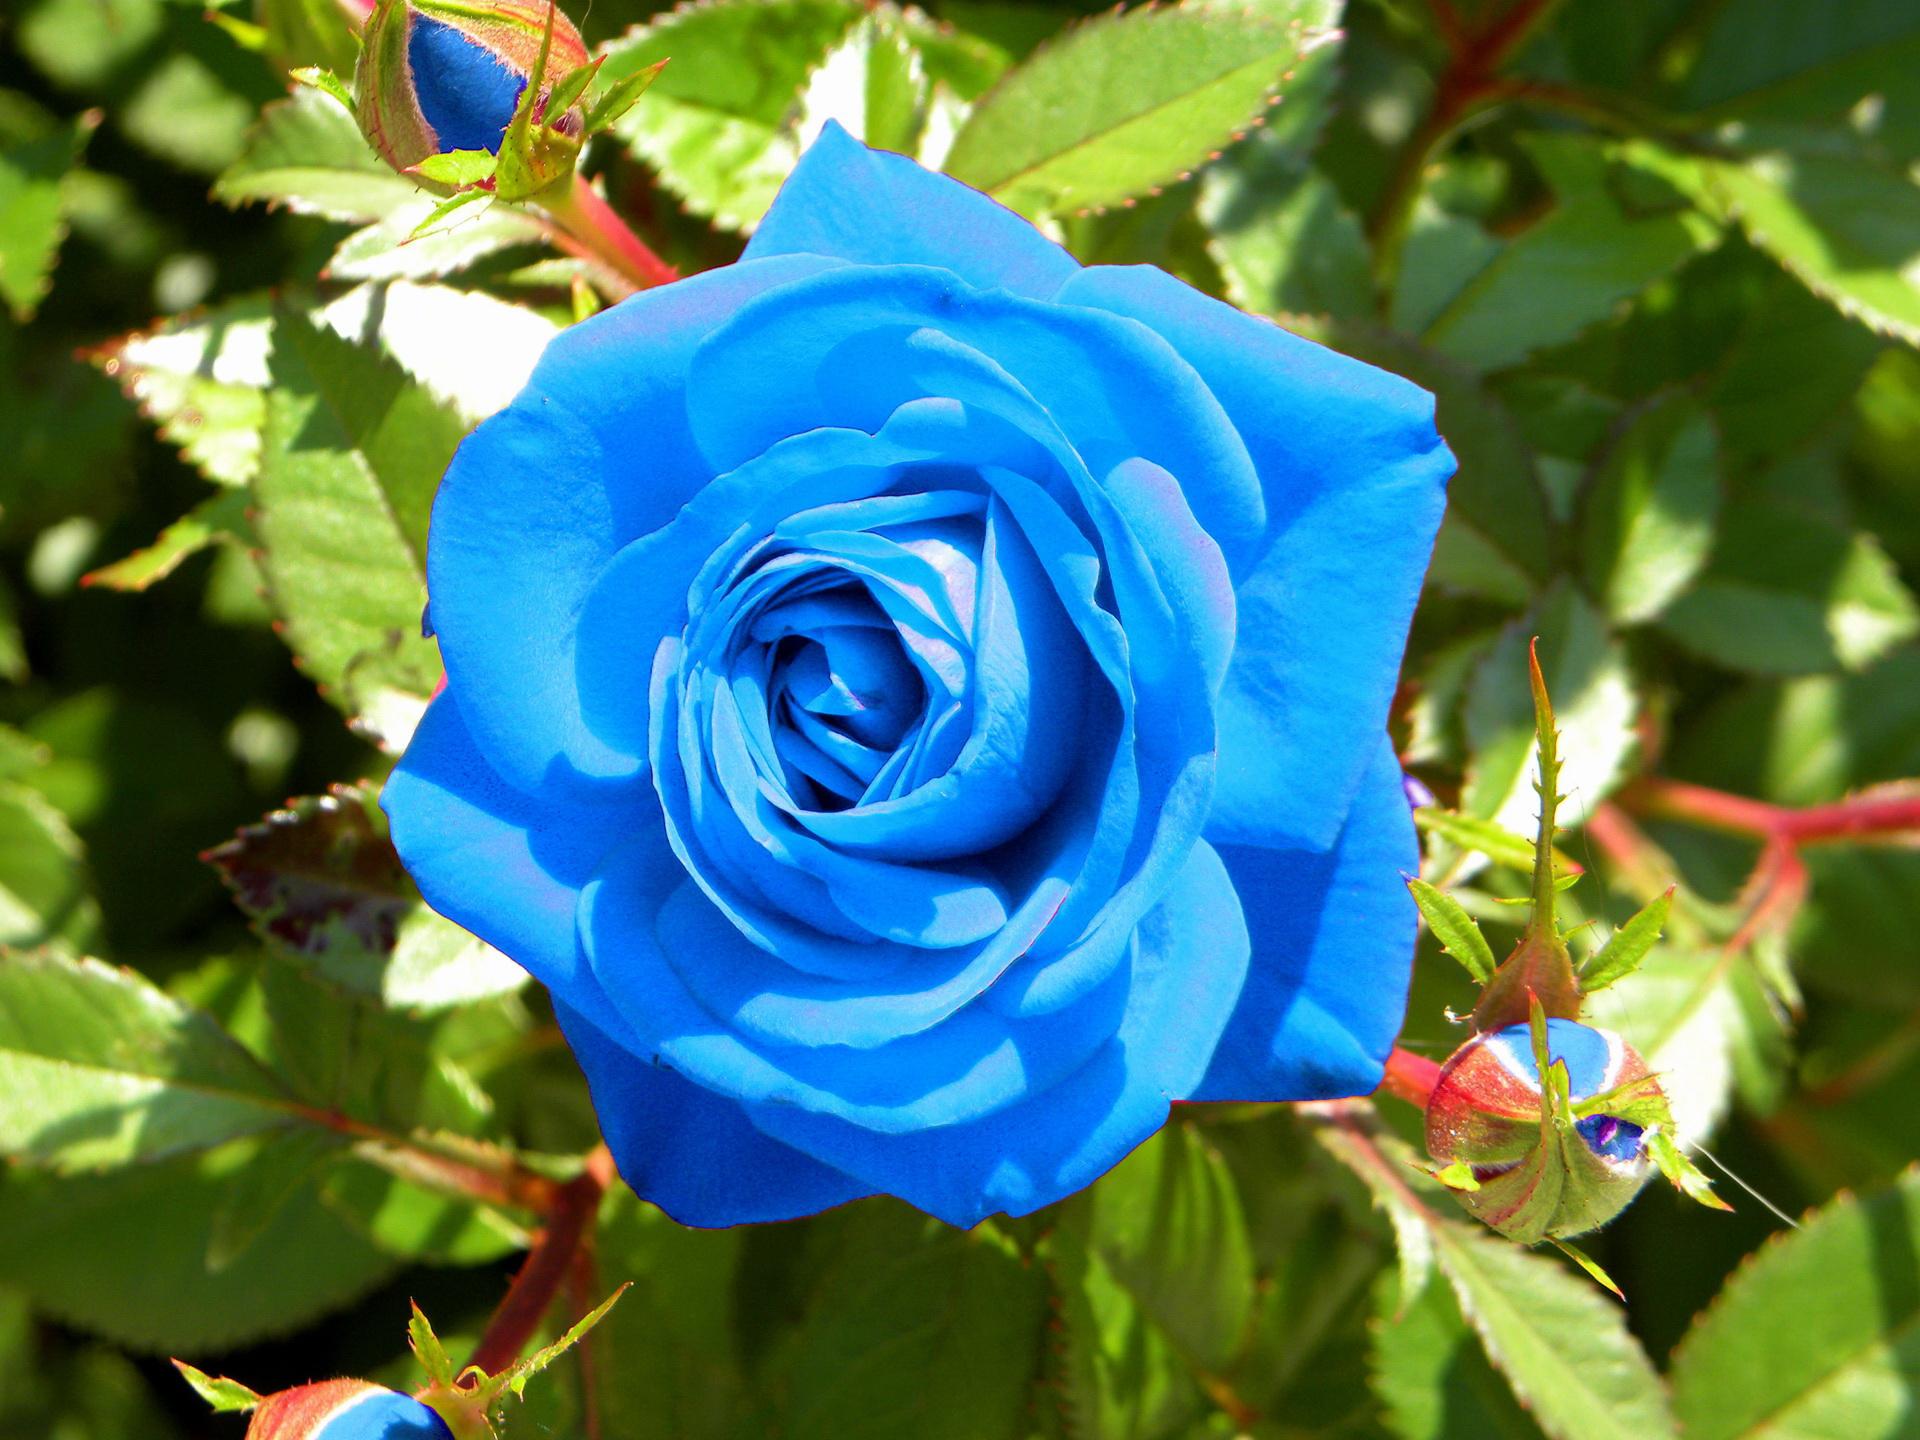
[1671, 1168, 1920, 1440]
[946, 0, 1339, 218]
[0, 951, 296, 1173]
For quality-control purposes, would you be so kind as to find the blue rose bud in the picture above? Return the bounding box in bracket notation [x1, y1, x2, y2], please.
[1425, 1017, 1656, 1242]
[245, 1380, 456, 1440]
[354, 0, 590, 174]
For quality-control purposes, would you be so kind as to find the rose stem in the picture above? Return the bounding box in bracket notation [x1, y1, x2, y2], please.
[539, 172, 679, 296]
[1378, 1046, 1443, 1110]
[1366, 0, 1563, 298]
[1621, 775, 1920, 847]
[468, 1144, 618, 1377]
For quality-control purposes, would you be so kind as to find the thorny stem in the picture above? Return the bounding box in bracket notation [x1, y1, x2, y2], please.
[468, 1144, 618, 1378]
[539, 172, 679, 297]
[1366, 0, 1563, 296]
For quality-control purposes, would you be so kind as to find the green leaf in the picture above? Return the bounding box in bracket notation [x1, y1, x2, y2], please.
[205, 1126, 345, 1272]
[1370, 1267, 1540, 1440]
[329, 197, 546, 282]
[1680, 0, 1920, 152]
[1200, 133, 1373, 321]
[1039, 1218, 1206, 1440]
[1409, 878, 1499, 984]
[253, 305, 458, 698]
[1579, 890, 1673, 992]
[320, 1160, 528, 1264]
[794, 13, 932, 158]
[93, 297, 273, 486]
[0, 782, 100, 952]
[1707, 148, 1920, 347]
[1314, 1108, 1677, 1440]
[1463, 586, 1640, 841]
[83, 487, 253, 593]
[1580, 393, 1721, 625]
[1661, 491, 1919, 676]
[1073, 1120, 1255, 1370]
[944, 0, 1339, 219]
[594, 1194, 752, 1440]
[0, 1132, 395, 1351]
[411, 149, 498, 187]
[1415, 137, 1719, 372]
[599, 0, 862, 232]
[1670, 1168, 1920, 1440]
[170, 1361, 261, 1414]
[756, 1203, 1049, 1440]
[0, 951, 298, 1172]
[0, 111, 91, 321]
[215, 87, 418, 223]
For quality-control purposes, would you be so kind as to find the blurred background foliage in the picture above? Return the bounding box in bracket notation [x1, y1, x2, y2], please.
[2, 0, 1919, 1435]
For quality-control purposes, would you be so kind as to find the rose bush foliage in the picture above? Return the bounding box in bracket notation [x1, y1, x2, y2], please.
[383, 124, 1454, 1227]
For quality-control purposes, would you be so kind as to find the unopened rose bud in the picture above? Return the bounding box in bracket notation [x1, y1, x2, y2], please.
[246, 1380, 455, 1439]
[354, 0, 589, 173]
[1425, 1017, 1656, 1242]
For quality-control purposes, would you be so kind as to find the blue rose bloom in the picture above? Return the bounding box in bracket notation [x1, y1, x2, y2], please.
[384, 124, 1454, 1228]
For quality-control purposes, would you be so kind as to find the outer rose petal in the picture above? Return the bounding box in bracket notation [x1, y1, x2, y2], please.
[744, 120, 1080, 300]
[380, 692, 640, 1020]
[1191, 735, 1420, 1102]
[555, 1001, 870, 1227]
[742, 841, 1250, 1228]
[1057, 265, 1453, 854]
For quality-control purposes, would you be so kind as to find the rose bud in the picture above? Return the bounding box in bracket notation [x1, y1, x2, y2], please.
[1425, 1017, 1656, 1243]
[354, 0, 590, 174]
[246, 1380, 456, 1439]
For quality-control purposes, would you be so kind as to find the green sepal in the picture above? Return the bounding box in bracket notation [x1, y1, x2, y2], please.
[1579, 888, 1675, 992]
[1645, 1127, 1733, 1213]
[493, 2, 581, 202]
[1550, 1239, 1625, 1300]
[292, 66, 355, 115]
[543, 57, 602, 121]
[411, 149, 498, 187]
[171, 1360, 261, 1413]
[1424, 1159, 1483, 1192]
[1472, 640, 1584, 1031]
[1408, 877, 1498, 984]
[582, 57, 666, 135]
[471, 1283, 629, 1406]
[410, 1301, 456, 1389]
[407, 186, 492, 238]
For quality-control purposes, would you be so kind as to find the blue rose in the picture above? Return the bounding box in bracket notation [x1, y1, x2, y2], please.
[384, 124, 1453, 1228]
